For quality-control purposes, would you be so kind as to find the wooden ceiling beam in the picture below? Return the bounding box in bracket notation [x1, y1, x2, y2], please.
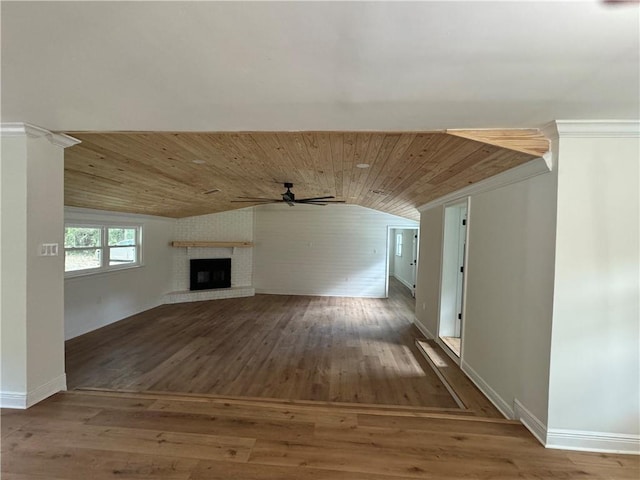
[445, 129, 549, 156]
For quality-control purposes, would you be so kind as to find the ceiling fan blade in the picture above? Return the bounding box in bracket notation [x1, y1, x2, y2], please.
[297, 196, 336, 202]
[231, 200, 279, 203]
[301, 200, 346, 204]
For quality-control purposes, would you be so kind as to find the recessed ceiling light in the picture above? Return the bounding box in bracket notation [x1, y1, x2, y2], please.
[356, 163, 370, 169]
[203, 188, 220, 195]
[192, 159, 206, 164]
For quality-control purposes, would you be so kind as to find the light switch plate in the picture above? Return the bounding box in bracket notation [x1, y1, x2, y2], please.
[39, 243, 59, 256]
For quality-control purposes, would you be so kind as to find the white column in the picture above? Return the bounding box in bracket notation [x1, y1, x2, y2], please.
[547, 121, 640, 453]
[0, 123, 79, 408]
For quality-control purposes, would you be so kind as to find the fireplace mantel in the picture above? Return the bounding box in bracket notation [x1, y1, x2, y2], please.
[170, 241, 253, 248]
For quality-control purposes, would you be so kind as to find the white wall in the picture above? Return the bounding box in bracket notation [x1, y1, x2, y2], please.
[547, 128, 639, 452]
[390, 228, 416, 290]
[1, 135, 29, 398]
[415, 206, 444, 339]
[26, 137, 67, 397]
[64, 208, 174, 340]
[414, 122, 640, 454]
[254, 204, 417, 297]
[172, 208, 254, 291]
[463, 170, 557, 423]
[1, 132, 67, 408]
[416, 169, 557, 425]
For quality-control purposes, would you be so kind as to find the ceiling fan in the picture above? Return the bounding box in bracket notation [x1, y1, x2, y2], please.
[232, 183, 345, 207]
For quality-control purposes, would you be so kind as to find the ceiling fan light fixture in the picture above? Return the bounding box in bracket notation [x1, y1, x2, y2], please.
[232, 183, 346, 207]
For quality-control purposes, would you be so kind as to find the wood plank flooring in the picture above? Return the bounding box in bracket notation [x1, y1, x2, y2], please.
[440, 336, 461, 357]
[2, 390, 637, 480]
[416, 340, 503, 418]
[65, 278, 459, 408]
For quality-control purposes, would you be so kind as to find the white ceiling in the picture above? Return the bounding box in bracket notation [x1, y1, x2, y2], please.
[2, 1, 638, 132]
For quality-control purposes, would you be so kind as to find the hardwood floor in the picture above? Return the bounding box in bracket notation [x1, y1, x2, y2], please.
[65, 278, 459, 408]
[2, 390, 637, 479]
[440, 336, 461, 357]
[4, 280, 636, 478]
[416, 340, 503, 418]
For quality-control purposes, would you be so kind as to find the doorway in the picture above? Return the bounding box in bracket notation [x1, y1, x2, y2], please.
[387, 227, 419, 298]
[438, 201, 469, 359]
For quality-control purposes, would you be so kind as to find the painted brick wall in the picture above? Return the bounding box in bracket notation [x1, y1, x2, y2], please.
[254, 204, 418, 297]
[172, 208, 254, 291]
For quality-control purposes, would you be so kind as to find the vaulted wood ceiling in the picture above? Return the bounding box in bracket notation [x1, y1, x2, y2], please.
[64, 130, 549, 220]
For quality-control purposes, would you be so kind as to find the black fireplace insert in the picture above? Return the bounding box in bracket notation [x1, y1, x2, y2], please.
[190, 258, 231, 291]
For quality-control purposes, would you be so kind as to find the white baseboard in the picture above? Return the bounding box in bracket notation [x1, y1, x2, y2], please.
[513, 399, 547, 446]
[1, 373, 66, 409]
[413, 319, 435, 340]
[460, 360, 514, 419]
[508, 400, 639, 455]
[546, 429, 640, 455]
[0, 391, 28, 409]
[254, 289, 384, 298]
[28, 374, 67, 407]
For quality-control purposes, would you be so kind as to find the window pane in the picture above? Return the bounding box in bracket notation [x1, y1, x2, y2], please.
[65, 249, 101, 271]
[64, 227, 101, 248]
[108, 228, 137, 246]
[109, 246, 137, 265]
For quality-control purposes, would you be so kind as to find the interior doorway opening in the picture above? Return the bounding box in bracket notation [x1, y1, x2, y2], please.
[387, 227, 419, 298]
[438, 201, 469, 359]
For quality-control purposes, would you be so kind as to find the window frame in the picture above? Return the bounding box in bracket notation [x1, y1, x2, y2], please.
[64, 222, 143, 277]
[395, 232, 403, 257]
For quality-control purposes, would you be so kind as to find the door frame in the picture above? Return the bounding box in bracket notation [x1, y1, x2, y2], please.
[385, 225, 419, 298]
[435, 198, 471, 365]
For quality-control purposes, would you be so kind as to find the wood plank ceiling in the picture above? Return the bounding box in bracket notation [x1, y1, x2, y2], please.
[63, 130, 549, 220]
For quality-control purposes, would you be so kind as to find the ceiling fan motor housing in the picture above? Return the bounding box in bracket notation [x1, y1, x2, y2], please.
[283, 183, 295, 201]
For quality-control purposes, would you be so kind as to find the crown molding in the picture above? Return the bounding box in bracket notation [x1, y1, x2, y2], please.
[554, 120, 640, 138]
[0, 122, 80, 148]
[417, 156, 552, 212]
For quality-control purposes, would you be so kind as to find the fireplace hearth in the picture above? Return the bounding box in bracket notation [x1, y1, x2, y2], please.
[190, 258, 231, 291]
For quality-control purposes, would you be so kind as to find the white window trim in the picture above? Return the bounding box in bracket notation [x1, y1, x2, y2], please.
[64, 222, 143, 278]
[395, 233, 403, 257]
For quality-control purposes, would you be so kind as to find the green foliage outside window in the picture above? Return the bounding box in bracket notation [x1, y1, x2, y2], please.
[108, 228, 136, 246]
[64, 225, 140, 274]
[64, 227, 101, 248]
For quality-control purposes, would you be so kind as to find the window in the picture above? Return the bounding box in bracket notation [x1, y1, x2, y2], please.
[64, 224, 142, 276]
[395, 233, 403, 257]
